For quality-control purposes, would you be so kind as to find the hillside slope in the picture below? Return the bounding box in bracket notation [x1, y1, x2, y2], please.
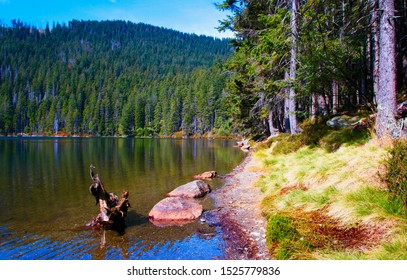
[254, 125, 407, 259]
[0, 20, 232, 136]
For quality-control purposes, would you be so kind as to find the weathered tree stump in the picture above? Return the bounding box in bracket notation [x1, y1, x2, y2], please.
[86, 164, 130, 233]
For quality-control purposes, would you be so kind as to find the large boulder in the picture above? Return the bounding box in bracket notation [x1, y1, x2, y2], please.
[166, 180, 211, 198]
[326, 115, 358, 128]
[148, 197, 203, 226]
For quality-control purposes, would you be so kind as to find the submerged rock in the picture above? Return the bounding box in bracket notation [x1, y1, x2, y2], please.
[167, 180, 211, 198]
[148, 197, 203, 226]
[201, 210, 222, 227]
[193, 171, 217, 180]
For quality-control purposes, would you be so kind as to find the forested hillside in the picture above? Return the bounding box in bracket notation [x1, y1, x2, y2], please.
[0, 20, 232, 136]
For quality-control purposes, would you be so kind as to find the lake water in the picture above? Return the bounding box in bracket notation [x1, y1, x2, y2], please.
[0, 137, 245, 260]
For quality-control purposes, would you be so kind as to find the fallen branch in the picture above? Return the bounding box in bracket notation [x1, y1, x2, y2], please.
[351, 114, 376, 129]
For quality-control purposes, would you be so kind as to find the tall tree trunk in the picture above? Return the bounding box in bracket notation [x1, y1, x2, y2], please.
[289, 0, 299, 135]
[310, 94, 317, 120]
[268, 109, 278, 136]
[317, 94, 329, 116]
[371, 0, 380, 105]
[375, 0, 398, 138]
[284, 70, 290, 133]
[395, 0, 407, 90]
[332, 80, 339, 114]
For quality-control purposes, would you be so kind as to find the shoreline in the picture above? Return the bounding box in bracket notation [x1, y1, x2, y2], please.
[0, 131, 240, 140]
[0, 134, 240, 140]
[211, 151, 271, 260]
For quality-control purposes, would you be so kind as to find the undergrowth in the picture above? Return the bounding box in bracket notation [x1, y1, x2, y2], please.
[381, 140, 407, 208]
[256, 119, 407, 260]
[262, 118, 371, 155]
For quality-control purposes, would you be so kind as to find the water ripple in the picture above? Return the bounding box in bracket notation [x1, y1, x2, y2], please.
[0, 226, 226, 260]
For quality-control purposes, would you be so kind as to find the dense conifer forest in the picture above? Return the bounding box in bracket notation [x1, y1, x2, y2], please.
[0, 20, 232, 136]
[1, 1, 406, 139]
[217, 0, 406, 139]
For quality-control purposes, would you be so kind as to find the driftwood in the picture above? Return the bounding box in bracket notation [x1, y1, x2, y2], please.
[86, 165, 130, 233]
[351, 114, 376, 129]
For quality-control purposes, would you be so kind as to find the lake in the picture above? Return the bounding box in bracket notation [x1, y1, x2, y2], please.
[0, 137, 245, 260]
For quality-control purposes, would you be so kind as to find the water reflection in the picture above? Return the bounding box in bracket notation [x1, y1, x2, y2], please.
[0, 223, 226, 260]
[0, 137, 244, 259]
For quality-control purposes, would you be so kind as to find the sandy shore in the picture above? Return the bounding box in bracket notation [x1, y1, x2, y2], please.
[211, 152, 271, 260]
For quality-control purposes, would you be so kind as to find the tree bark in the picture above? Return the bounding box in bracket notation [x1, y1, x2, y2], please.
[370, 0, 380, 105]
[375, 0, 398, 138]
[310, 94, 317, 120]
[268, 109, 278, 136]
[317, 94, 329, 116]
[289, 0, 299, 135]
[332, 80, 339, 114]
[284, 70, 290, 133]
[396, 0, 407, 90]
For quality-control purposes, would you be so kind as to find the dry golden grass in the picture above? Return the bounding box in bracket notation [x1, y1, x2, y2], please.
[256, 137, 407, 259]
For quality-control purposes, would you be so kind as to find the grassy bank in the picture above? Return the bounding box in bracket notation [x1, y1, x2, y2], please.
[253, 121, 407, 259]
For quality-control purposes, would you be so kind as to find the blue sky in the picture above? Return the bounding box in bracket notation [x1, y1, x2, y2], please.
[0, 0, 233, 38]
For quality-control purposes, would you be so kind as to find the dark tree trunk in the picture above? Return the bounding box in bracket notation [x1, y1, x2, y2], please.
[268, 109, 278, 136]
[371, 0, 380, 104]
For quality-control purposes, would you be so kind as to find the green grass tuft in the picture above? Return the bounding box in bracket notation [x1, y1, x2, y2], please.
[274, 239, 303, 260]
[319, 127, 371, 152]
[266, 215, 298, 244]
[346, 186, 407, 219]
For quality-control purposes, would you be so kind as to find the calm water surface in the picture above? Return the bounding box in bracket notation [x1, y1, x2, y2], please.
[0, 137, 245, 259]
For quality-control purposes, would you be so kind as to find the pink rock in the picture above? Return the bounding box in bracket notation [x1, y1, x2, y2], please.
[166, 180, 211, 198]
[193, 171, 217, 180]
[148, 197, 203, 226]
